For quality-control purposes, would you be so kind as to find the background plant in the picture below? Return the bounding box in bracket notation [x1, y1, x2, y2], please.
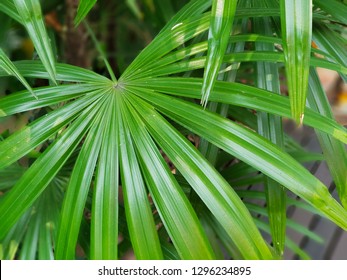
[0, 0, 347, 260]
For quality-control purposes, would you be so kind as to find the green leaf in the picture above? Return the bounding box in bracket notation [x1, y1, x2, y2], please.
[130, 78, 347, 144]
[0, 0, 21, 22]
[129, 50, 347, 79]
[0, 99, 104, 240]
[74, 0, 97, 26]
[129, 88, 347, 230]
[0, 93, 102, 169]
[55, 96, 110, 260]
[126, 92, 274, 259]
[254, 15, 286, 256]
[245, 203, 323, 244]
[91, 94, 119, 260]
[308, 69, 347, 209]
[0, 84, 102, 117]
[125, 0, 143, 20]
[0, 210, 31, 259]
[38, 183, 62, 260]
[13, 0, 57, 83]
[1, 61, 110, 83]
[118, 96, 163, 260]
[201, 0, 237, 106]
[313, 23, 347, 82]
[314, 0, 347, 25]
[254, 219, 310, 260]
[19, 202, 42, 259]
[160, 0, 211, 34]
[0, 48, 36, 98]
[122, 2, 211, 80]
[280, 0, 313, 124]
[120, 95, 215, 260]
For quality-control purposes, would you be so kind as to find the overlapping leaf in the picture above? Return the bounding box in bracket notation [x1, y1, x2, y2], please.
[201, 0, 237, 106]
[125, 91, 274, 259]
[127, 87, 347, 230]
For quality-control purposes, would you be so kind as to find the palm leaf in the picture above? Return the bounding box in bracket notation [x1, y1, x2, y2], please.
[280, 0, 312, 124]
[90, 94, 119, 260]
[74, 0, 97, 26]
[125, 91, 274, 259]
[131, 78, 347, 144]
[314, 0, 347, 25]
[13, 0, 57, 83]
[201, 0, 237, 106]
[118, 97, 163, 260]
[127, 87, 347, 230]
[55, 96, 109, 259]
[0, 48, 36, 98]
[0, 0, 21, 22]
[120, 96, 215, 260]
[3, 61, 110, 83]
[0, 98, 105, 240]
[253, 15, 286, 256]
[0, 92, 102, 169]
[307, 69, 347, 209]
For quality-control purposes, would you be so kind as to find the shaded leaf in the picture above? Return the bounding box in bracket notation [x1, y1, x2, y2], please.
[314, 0, 347, 25]
[254, 15, 286, 256]
[0, 48, 36, 98]
[0, 99, 105, 240]
[0, 0, 21, 22]
[308, 69, 347, 208]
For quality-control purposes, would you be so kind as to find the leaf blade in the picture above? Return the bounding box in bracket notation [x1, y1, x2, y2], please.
[0, 48, 36, 98]
[13, 0, 57, 83]
[280, 0, 313, 123]
[254, 15, 286, 256]
[201, 0, 237, 106]
[118, 95, 163, 260]
[55, 95, 111, 260]
[74, 0, 97, 26]
[129, 88, 347, 230]
[126, 92, 274, 260]
[120, 95, 215, 260]
[129, 78, 347, 144]
[90, 94, 119, 260]
[0, 100, 103, 240]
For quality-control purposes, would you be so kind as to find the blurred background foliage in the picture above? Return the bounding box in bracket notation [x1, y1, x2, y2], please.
[0, 0, 347, 260]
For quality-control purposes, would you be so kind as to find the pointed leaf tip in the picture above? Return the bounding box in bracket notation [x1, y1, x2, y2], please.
[74, 0, 97, 27]
[0, 48, 37, 99]
[280, 0, 312, 124]
[201, 0, 237, 106]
